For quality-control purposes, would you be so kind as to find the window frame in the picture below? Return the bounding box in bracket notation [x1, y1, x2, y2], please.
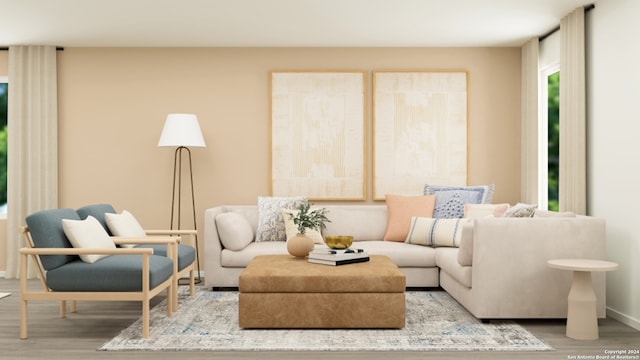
[538, 63, 560, 210]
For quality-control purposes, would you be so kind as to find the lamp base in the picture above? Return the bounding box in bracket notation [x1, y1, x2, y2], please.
[170, 146, 202, 285]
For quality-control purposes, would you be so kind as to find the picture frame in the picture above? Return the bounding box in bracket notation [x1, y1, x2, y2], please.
[373, 70, 468, 200]
[270, 71, 366, 200]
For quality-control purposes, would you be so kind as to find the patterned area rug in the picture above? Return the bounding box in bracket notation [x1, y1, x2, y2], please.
[99, 289, 553, 352]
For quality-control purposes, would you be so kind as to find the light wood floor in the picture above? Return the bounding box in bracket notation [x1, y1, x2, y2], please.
[1, 278, 638, 360]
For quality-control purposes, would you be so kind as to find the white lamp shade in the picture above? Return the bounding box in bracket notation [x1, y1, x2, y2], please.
[158, 113, 206, 148]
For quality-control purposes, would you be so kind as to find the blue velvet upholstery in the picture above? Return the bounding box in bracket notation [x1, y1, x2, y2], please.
[137, 244, 196, 271]
[76, 203, 117, 235]
[25, 208, 81, 270]
[46, 254, 174, 292]
[76, 204, 196, 271]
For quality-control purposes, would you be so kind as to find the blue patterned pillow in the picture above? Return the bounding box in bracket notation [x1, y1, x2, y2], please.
[255, 196, 308, 242]
[424, 184, 494, 219]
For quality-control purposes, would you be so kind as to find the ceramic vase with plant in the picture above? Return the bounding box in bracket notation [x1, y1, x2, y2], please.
[286, 203, 329, 257]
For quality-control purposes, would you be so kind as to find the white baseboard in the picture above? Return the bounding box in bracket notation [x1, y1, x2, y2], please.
[607, 306, 640, 331]
[0, 271, 6, 278]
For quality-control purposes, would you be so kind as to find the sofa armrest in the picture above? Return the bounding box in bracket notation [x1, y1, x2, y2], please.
[457, 221, 474, 266]
[469, 216, 607, 318]
[203, 207, 227, 287]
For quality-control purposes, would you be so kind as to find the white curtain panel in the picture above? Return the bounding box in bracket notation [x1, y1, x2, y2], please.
[520, 37, 539, 204]
[559, 7, 587, 214]
[5, 46, 59, 278]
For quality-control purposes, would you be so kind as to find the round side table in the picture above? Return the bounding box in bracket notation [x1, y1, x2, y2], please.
[547, 258, 618, 340]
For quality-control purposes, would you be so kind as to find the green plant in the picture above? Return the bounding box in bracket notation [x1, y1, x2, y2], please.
[288, 203, 330, 235]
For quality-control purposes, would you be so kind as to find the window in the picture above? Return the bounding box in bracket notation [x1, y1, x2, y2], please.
[538, 66, 560, 211]
[0, 77, 6, 214]
[546, 72, 560, 211]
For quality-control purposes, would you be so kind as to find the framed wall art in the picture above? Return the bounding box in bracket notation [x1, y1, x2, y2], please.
[270, 71, 366, 200]
[373, 71, 468, 200]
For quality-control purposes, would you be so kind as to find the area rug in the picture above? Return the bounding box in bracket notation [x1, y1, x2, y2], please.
[99, 289, 553, 352]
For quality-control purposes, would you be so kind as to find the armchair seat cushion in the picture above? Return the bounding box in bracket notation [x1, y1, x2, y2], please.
[136, 244, 196, 271]
[46, 254, 174, 292]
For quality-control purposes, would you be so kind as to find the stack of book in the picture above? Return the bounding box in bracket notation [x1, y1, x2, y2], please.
[308, 248, 369, 266]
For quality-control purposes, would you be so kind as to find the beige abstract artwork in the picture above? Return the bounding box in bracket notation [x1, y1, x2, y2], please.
[271, 71, 365, 200]
[374, 71, 467, 199]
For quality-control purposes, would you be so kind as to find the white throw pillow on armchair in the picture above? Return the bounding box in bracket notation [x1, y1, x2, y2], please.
[61, 216, 116, 263]
[105, 210, 147, 248]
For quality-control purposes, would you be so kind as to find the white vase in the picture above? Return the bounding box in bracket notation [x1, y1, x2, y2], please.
[287, 233, 314, 257]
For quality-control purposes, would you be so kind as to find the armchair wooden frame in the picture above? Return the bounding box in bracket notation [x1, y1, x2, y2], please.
[130, 228, 197, 312]
[19, 227, 177, 339]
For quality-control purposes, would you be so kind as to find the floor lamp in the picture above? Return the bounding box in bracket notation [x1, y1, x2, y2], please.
[158, 113, 206, 284]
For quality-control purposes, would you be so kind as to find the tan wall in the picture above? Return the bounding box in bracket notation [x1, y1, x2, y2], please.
[2, 47, 521, 273]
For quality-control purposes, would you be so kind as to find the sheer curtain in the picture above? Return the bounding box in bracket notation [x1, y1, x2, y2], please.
[559, 7, 587, 214]
[5, 46, 58, 278]
[520, 37, 539, 204]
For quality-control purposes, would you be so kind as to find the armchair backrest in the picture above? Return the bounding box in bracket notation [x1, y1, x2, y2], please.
[25, 208, 81, 270]
[77, 203, 116, 235]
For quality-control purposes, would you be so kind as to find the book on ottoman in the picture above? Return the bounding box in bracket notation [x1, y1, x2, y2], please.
[308, 256, 370, 266]
[308, 248, 369, 266]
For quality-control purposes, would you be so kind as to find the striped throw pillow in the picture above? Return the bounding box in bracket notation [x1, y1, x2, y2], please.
[405, 217, 471, 247]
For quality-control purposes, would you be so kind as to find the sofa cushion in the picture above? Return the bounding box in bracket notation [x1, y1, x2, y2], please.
[354, 241, 436, 267]
[424, 184, 494, 218]
[463, 203, 509, 218]
[383, 194, 436, 242]
[405, 217, 471, 247]
[281, 208, 324, 244]
[46, 254, 174, 291]
[25, 208, 81, 270]
[323, 205, 387, 241]
[61, 216, 116, 263]
[221, 241, 290, 267]
[255, 196, 307, 242]
[216, 212, 255, 251]
[436, 247, 472, 288]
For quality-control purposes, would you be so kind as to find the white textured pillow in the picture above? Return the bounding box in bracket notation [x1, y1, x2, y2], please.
[215, 212, 254, 251]
[61, 216, 116, 263]
[405, 217, 471, 247]
[281, 209, 324, 244]
[105, 210, 146, 248]
[255, 196, 307, 242]
[503, 203, 538, 218]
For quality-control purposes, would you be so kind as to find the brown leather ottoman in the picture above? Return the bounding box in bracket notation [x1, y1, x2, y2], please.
[238, 254, 406, 329]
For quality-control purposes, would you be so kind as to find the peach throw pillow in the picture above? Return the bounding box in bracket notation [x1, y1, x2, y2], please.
[383, 194, 436, 242]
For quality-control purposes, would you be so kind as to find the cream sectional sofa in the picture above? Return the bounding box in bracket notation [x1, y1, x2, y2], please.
[203, 204, 607, 319]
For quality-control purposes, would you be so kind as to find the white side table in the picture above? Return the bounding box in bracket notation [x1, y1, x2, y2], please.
[547, 258, 618, 340]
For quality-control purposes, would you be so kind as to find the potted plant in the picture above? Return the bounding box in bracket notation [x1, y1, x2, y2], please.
[286, 203, 330, 257]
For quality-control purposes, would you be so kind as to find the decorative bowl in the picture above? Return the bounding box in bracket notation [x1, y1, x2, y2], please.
[324, 235, 353, 249]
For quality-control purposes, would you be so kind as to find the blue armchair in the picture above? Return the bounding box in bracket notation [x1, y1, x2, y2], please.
[76, 204, 197, 312]
[21, 208, 176, 338]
